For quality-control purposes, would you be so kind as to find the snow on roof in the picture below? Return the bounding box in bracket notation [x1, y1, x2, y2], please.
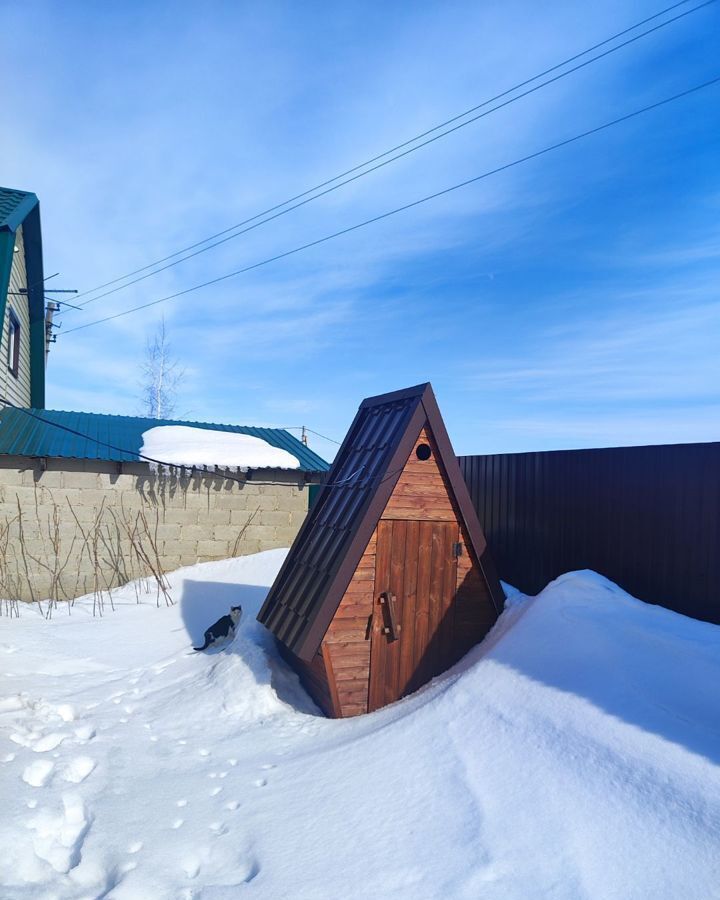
[140, 425, 300, 470]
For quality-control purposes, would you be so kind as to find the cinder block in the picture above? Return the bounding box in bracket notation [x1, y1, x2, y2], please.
[179, 524, 212, 542]
[21, 468, 42, 487]
[233, 538, 261, 556]
[244, 524, 277, 542]
[163, 509, 199, 525]
[257, 538, 283, 551]
[229, 507, 260, 526]
[156, 524, 181, 541]
[69, 506, 100, 527]
[196, 540, 229, 558]
[213, 494, 251, 510]
[5, 485, 47, 508]
[199, 508, 231, 526]
[0, 469, 25, 486]
[179, 552, 200, 567]
[171, 541, 201, 557]
[33, 471, 64, 488]
[208, 525, 235, 543]
[275, 526, 302, 546]
[259, 510, 291, 527]
[258, 483, 282, 497]
[62, 472, 101, 490]
[183, 489, 211, 508]
[72, 489, 111, 509]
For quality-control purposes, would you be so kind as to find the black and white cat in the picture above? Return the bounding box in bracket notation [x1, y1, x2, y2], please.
[193, 606, 242, 651]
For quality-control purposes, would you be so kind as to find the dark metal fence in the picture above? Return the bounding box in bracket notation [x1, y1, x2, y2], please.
[459, 442, 720, 625]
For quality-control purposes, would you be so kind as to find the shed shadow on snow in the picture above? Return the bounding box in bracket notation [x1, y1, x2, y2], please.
[179, 579, 319, 716]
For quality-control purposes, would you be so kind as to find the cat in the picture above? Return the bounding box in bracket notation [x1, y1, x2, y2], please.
[193, 605, 242, 651]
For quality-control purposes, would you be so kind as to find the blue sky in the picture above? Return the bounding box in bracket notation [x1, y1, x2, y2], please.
[1, 0, 718, 460]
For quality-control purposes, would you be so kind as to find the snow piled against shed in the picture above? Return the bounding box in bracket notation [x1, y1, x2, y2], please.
[140, 425, 300, 470]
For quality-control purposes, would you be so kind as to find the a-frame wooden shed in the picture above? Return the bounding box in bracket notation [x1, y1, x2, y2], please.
[257, 383, 504, 717]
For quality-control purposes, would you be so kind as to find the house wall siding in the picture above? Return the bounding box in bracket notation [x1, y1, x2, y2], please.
[0, 457, 311, 602]
[0, 225, 32, 407]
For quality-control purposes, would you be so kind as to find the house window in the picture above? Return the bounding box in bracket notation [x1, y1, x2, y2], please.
[7, 308, 20, 379]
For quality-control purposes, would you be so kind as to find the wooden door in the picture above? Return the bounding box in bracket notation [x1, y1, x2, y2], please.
[368, 519, 459, 712]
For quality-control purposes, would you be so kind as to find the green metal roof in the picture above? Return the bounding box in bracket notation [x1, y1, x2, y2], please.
[0, 187, 39, 233]
[0, 407, 330, 472]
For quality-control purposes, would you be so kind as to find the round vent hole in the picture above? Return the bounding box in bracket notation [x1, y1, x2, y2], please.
[416, 443, 432, 461]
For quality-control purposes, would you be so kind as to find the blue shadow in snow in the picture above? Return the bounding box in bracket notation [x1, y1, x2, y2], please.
[179, 579, 319, 715]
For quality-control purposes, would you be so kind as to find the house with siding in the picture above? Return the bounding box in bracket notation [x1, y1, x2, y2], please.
[0, 187, 48, 409]
[0, 186, 329, 603]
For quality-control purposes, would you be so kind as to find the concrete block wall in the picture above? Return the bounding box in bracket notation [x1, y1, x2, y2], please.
[0, 456, 314, 603]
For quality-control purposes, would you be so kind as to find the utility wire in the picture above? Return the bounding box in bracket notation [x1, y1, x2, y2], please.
[68, 0, 712, 308]
[61, 75, 720, 336]
[282, 426, 343, 445]
[0, 398, 372, 489]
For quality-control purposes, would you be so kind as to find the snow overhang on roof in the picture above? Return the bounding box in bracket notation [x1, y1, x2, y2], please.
[0, 408, 330, 473]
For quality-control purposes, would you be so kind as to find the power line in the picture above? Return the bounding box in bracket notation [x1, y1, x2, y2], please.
[282, 426, 343, 445]
[60, 75, 720, 336]
[67, 0, 713, 309]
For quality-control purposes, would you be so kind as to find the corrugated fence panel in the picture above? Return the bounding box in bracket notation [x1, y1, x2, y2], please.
[459, 442, 720, 625]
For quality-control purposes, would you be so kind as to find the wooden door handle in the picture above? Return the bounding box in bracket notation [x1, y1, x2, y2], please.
[379, 591, 400, 641]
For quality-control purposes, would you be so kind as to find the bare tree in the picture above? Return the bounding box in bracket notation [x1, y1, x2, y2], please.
[140, 317, 183, 419]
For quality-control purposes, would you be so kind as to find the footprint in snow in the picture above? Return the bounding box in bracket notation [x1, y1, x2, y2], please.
[171, 818, 185, 830]
[23, 759, 54, 787]
[210, 786, 222, 797]
[254, 778, 267, 788]
[176, 799, 188, 808]
[224, 800, 240, 811]
[2, 752, 16, 763]
[209, 822, 228, 836]
[74, 724, 96, 742]
[198, 748, 210, 758]
[61, 756, 96, 784]
[237, 856, 260, 884]
[182, 856, 201, 879]
[28, 793, 92, 874]
[55, 704, 75, 723]
[127, 841, 143, 854]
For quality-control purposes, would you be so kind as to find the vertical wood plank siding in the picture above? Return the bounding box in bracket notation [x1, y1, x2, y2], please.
[322, 530, 376, 717]
[458, 442, 720, 625]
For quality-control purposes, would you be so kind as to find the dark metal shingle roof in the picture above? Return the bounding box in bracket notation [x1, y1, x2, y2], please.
[0, 407, 330, 472]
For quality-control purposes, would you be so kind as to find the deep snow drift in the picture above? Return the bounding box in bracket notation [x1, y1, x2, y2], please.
[1, 551, 719, 899]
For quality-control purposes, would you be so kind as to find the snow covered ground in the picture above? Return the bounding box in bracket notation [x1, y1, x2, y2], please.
[1, 551, 719, 900]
